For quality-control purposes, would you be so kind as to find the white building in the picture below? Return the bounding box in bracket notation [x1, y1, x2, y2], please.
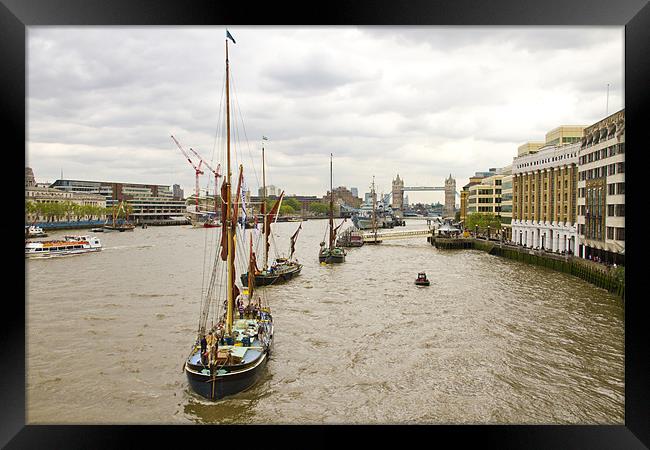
[511, 142, 581, 253]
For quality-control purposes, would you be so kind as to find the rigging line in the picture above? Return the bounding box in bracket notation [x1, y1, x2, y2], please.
[200, 219, 213, 306]
[216, 258, 227, 327]
[198, 226, 218, 332]
[204, 255, 219, 330]
[215, 256, 226, 319]
[269, 231, 279, 260]
[210, 65, 227, 164]
[228, 70, 241, 172]
[229, 70, 261, 190]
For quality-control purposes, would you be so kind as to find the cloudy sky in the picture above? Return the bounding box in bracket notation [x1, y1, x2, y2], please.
[27, 26, 623, 204]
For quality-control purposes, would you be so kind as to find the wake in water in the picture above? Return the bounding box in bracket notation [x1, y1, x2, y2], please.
[105, 244, 155, 251]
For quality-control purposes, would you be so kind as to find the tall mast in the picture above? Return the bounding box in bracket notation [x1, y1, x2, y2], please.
[372, 176, 378, 242]
[262, 143, 268, 269]
[329, 153, 334, 249]
[225, 38, 234, 337]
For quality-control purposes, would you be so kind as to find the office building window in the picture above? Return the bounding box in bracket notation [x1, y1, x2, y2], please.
[616, 183, 625, 195]
[617, 162, 625, 173]
[615, 228, 625, 241]
[608, 184, 615, 195]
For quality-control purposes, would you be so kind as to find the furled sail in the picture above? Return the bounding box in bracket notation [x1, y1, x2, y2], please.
[220, 181, 229, 261]
[289, 223, 302, 260]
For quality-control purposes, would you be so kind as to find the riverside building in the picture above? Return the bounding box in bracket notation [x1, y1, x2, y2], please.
[576, 109, 625, 264]
[500, 165, 513, 240]
[460, 169, 499, 223]
[512, 136, 582, 252]
[49, 178, 187, 224]
[25, 168, 106, 223]
[467, 171, 503, 216]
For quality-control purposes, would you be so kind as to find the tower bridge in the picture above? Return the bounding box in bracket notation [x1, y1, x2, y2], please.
[392, 174, 458, 217]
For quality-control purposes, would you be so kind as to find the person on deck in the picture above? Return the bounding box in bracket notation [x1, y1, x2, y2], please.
[210, 339, 219, 366]
[238, 303, 245, 319]
[200, 334, 207, 355]
[200, 334, 208, 365]
[206, 332, 215, 352]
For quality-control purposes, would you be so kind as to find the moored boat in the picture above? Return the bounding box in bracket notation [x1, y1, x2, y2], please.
[104, 200, 135, 231]
[103, 223, 135, 232]
[25, 225, 48, 238]
[240, 141, 303, 286]
[336, 227, 364, 247]
[25, 235, 102, 258]
[318, 153, 346, 264]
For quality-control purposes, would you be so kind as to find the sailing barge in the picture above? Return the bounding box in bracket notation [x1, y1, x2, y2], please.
[318, 153, 346, 264]
[184, 31, 273, 400]
[240, 142, 302, 286]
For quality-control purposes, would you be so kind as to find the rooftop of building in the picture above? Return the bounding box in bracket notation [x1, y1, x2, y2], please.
[51, 178, 171, 188]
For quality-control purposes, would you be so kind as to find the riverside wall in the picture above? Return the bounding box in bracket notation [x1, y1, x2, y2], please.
[431, 236, 625, 300]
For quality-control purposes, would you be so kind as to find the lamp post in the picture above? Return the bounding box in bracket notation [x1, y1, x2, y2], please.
[475, 224, 478, 238]
[487, 225, 490, 240]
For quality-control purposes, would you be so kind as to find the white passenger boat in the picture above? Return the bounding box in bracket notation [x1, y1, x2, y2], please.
[25, 235, 102, 258]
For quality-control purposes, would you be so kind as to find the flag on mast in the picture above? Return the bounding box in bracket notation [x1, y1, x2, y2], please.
[262, 136, 268, 141]
[226, 30, 236, 44]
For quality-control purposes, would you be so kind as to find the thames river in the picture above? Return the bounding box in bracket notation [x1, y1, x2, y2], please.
[26, 219, 624, 424]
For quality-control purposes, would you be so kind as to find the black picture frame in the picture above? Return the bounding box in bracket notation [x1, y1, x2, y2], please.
[4, 0, 648, 447]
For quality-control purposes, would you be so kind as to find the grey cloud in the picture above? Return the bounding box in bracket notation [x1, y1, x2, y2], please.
[27, 26, 623, 195]
[360, 27, 616, 53]
[261, 52, 378, 95]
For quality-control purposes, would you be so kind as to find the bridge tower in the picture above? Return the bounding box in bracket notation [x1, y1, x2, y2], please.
[392, 174, 404, 211]
[444, 174, 456, 218]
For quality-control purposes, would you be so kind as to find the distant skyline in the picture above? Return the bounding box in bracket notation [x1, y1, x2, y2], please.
[27, 26, 623, 204]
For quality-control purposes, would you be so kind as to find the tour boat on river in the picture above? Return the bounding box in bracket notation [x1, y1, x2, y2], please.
[25, 235, 102, 258]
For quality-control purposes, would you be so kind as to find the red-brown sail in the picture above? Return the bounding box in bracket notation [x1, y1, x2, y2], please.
[289, 223, 302, 260]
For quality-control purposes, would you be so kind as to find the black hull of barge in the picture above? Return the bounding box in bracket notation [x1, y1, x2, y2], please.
[318, 254, 345, 264]
[185, 353, 269, 400]
[240, 265, 302, 286]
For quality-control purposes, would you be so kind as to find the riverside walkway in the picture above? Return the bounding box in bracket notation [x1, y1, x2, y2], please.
[431, 236, 624, 299]
[361, 228, 432, 243]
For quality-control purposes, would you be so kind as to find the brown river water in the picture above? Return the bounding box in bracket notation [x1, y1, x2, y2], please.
[26, 219, 624, 424]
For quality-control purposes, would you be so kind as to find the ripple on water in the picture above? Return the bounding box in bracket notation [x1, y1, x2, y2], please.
[26, 221, 624, 424]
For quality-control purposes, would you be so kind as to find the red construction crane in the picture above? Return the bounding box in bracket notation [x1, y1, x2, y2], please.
[189, 148, 222, 219]
[171, 135, 204, 212]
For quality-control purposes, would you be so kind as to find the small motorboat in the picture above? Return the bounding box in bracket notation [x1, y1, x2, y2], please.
[415, 272, 430, 286]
